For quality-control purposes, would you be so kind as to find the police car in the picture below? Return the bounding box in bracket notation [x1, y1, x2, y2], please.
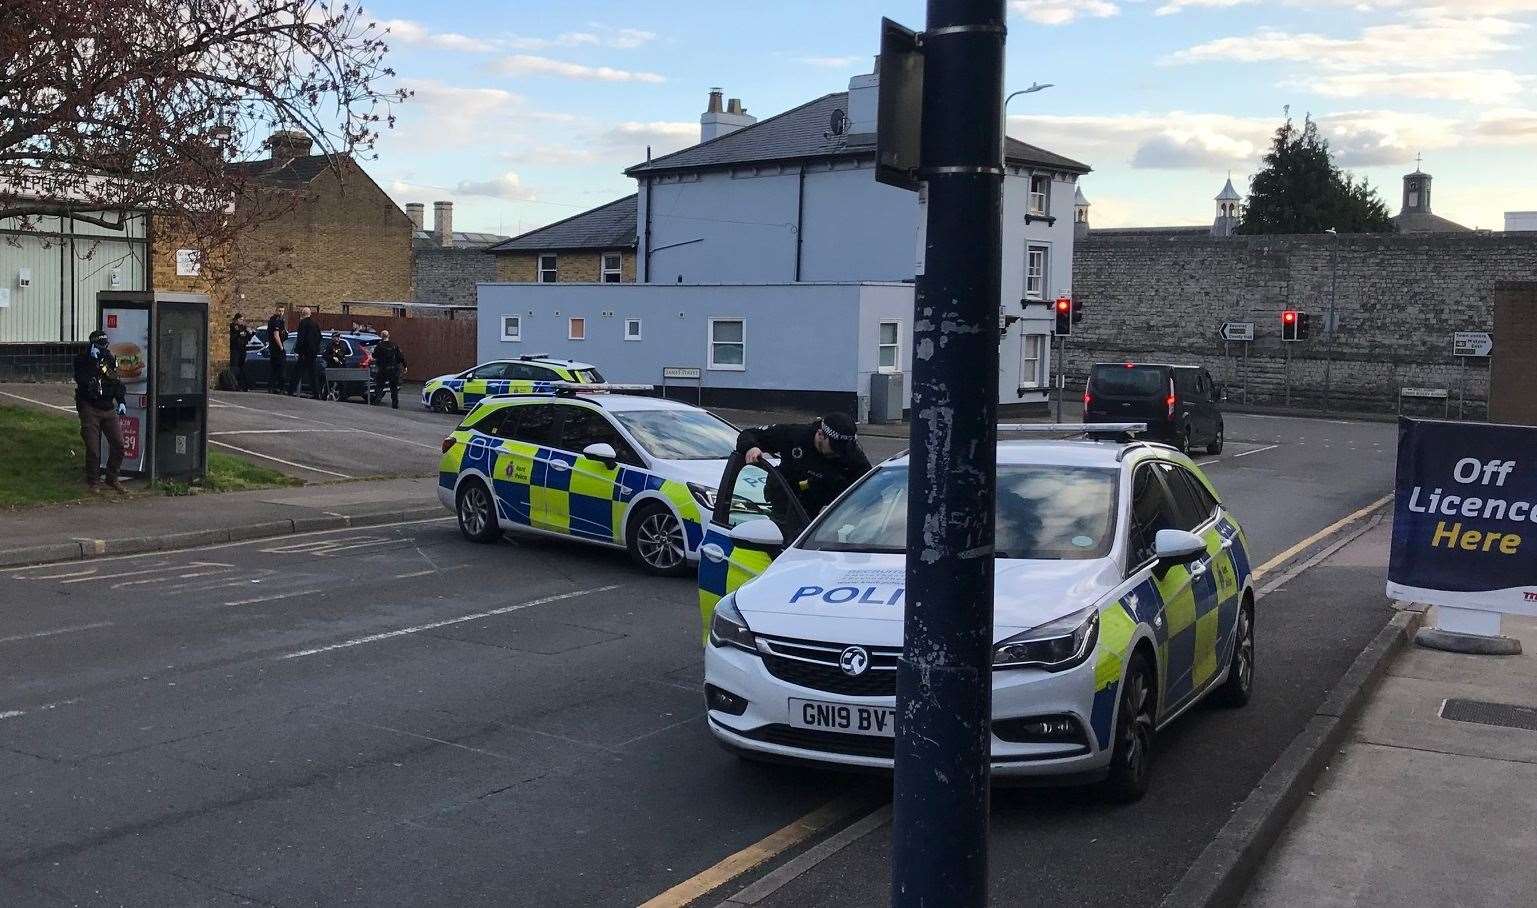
[438, 386, 746, 574]
[699, 425, 1255, 800]
[423, 355, 606, 413]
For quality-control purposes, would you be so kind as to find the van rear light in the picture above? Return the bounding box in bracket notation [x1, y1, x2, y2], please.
[1083, 391, 1092, 409]
[441, 437, 455, 454]
[1166, 394, 1176, 418]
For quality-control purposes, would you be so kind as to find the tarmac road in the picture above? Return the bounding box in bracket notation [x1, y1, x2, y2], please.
[0, 412, 1395, 906]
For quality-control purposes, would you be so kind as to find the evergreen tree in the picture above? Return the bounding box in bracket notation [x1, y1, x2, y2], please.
[1238, 115, 1396, 235]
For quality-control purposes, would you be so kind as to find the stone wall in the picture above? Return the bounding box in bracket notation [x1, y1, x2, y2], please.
[413, 246, 499, 305]
[1490, 282, 1537, 425]
[1068, 230, 1537, 417]
[493, 249, 636, 283]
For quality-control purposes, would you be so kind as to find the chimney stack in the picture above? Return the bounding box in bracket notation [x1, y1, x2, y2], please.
[433, 201, 453, 247]
[707, 89, 724, 113]
[406, 203, 425, 231]
[727, 98, 744, 115]
[266, 129, 313, 167]
[701, 88, 757, 143]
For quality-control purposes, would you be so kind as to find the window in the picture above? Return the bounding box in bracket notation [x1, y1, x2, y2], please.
[625, 318, 643, 341]
[500, 404, 558, 446]
[505, 363, 559, 382]
[1158, 463, 1220, 528]
[1019, 334, 1045, 389]
[1026, 246, 1048, 299]
[557, 407, 639, 464]
[602, 253, 623, 283]
[568, 317, 586, 340]
[1127, 465, 1181, 568]
[501, 316, 521, 341]
[468, 362, 510, 380]
[1029, 175, 1050, 216]
[613, 409, 739, 460]
[878, 321, 900, 372]
[709, 318, 745, 370]
[538, 254, 558, 283]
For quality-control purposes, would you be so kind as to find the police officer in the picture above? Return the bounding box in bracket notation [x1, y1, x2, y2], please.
[228, 313, 252, 391]
[265, 305, 287, 393]
[74, 331, 127, 493]
[371, 329, 408, 409]
[737, 413, 871, 518]
[290, 306, 322, 398]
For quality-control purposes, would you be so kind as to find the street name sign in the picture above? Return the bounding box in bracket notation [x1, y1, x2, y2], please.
[1453, 332, 1493, 357]
[1221, 321, 1255, 342]
[662, 366, 702, 380]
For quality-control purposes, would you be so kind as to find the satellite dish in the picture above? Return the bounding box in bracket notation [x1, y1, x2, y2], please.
[829, 108, 848, 136]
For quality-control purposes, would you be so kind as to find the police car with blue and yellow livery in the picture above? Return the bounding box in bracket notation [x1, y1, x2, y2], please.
[438, 385, 747, 574]
[699, 424, 1255, 800]
[423, 355, 606, 414]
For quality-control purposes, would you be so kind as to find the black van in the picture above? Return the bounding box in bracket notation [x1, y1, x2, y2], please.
[1083, 362, 1224, 454]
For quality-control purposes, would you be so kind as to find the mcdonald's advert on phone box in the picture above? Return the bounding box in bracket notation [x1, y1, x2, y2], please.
[1388, 417, 1537, 616]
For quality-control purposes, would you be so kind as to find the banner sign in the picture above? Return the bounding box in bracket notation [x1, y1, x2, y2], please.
[1388, 417, 1537, 616]
[101, 305, 150, 475]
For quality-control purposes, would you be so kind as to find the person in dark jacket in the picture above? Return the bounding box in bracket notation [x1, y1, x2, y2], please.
[228, 313, 252, 391]
[324, 332, 348, 368]
[737, 413, 871, 521]
[265, 306, 287, 393]
[371, 330, 408, 409]
[74, 330, 128, 493]
[289, 306, 323, 398]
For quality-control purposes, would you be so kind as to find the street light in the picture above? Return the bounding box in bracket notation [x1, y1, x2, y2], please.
[1005, 82, 1054, 109]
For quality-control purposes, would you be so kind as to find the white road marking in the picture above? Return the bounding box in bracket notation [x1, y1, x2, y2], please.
[112, 567, 234, 589]
[0, 621, 113, 644]
[278, 584, 623, 659]
[19, 567, 100, 581]
[208, 440, 353, 478]
[259, 535, 395, 556]
[0, 699, 80, 721]
[225, 588, 323, 607]
[1231, 443, 1281, 458]
[393, 569, 436, 579]
[211, 429, 355, 436]
[57, 561, 232, 585]
[209, 395, 440, 449]
[0, 390, 72, 412]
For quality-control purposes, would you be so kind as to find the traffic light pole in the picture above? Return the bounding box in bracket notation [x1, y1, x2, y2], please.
[892, 1, 1004, 905]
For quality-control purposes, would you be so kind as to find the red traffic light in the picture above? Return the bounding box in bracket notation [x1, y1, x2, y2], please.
[1055, 297, 1071, 313]
[1282, 310, 1297, 323]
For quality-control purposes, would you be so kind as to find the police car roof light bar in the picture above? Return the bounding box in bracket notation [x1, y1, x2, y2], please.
[997, 423, 1148, 435]
[548, 381, 656, 396]
[517, 353, 553, 361]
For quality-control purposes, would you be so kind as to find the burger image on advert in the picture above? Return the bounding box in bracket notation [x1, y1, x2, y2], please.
[111, 342, 144, 380]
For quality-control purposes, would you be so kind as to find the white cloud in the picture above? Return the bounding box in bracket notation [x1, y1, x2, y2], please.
[609, 29, 659, 49]
[505, 28, 657, 50]
[1472, 108, 1537, 142]
[1167, 15, 1528, 69]
[1157, 0, 1255, 15]
[1314, 109, 1461, 165]
[391, 80, 525, 143]
[453, 171, 535, 201]
[495, 55, 666, 83]
[1295, 69, 1533, 104]
[792, 55, 866, 69]
[383, 19, 497, 53]
[1008, 0, 1119, 26]
[598, 121, 698, 157]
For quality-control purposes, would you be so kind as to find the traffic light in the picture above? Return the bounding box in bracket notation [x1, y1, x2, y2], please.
[1297, 311, 1311, 339]
[1054, 297, 1072, 336]
[1071, 298, 1085, 326]
[1281, 309, 1299, 342]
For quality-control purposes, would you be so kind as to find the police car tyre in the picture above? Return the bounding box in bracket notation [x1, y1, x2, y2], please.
[1206, 422, 1224, 456]
[431, 390, 458, 414]
[1211, 598, 1254, 708]
[456, 480, 501, 543]
[627, 502, 690, 576]
[1104, 652, 1156, 803]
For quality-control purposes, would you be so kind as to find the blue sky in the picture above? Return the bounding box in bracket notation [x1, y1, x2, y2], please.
[366, 0, 1537, 236]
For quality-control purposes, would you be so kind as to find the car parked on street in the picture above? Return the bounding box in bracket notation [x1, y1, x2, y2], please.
[1084, 362, 1224, 455]
[698, 426, 1255, 800]
[422, 355, 606, 414]
[244, 331, 380, 401]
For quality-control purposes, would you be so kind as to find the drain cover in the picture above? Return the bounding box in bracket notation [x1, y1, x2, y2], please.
[1440, 698, 1537, 732]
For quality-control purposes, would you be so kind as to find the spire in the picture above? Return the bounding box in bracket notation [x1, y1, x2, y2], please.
[1073, 185, 1091, 239]
[1216, 175, 1241, 202]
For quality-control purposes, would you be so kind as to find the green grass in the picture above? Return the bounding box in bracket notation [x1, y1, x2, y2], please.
[0, 405, 300, 508]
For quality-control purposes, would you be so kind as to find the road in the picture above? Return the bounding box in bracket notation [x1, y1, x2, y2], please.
[0, 412, 1395, 906]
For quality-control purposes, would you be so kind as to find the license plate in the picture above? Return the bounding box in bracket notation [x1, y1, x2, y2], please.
[789, 698, 896, 738]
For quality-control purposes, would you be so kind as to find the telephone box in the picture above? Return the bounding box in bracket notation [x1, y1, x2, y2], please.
[96, 291, 210, 483]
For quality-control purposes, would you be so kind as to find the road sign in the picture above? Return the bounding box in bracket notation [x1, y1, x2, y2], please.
[661, 366, 702, 380]
[875, 18, 924, 192]
[1453, 332, 1493, 357]
[1221, 321, 1255, 342]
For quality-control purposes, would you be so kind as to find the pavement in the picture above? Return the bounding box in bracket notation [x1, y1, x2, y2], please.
[0, 409, 1402, 906]
[1244, 612, 1537, 908]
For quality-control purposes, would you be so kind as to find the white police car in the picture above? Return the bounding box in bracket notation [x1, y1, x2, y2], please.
[699, 426, 1256, 800]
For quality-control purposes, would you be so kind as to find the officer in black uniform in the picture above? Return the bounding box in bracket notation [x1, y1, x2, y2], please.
[737, 413, 871, 519]
[73, 331, 128, 493]
[265, 306, 287, 393]
[371, 330, 408, 409]
[228, 313, 252, 391]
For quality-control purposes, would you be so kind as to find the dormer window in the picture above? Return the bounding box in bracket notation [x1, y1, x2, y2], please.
[1028, 175, 1050, 216]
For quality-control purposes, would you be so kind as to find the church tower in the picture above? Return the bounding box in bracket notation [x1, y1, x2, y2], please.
[1212, 176, 1241, 237]
[1073, 186, 1091, 240]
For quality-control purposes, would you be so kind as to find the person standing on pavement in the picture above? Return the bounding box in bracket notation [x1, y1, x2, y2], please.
[372, 330, 407, 409]
[265, 306, 287, 393]
[290, 306, 323, 399]
[228, 313, 252, 391]
[737, 413, 872, 520]
[73, 330, 128, 493]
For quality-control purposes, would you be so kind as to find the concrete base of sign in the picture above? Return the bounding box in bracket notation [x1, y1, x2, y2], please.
[1415, 606, 1523, 655]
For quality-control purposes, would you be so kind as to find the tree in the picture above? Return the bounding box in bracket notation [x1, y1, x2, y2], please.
[1238, 114, 1395, 235]
[1, 0, 408, 267]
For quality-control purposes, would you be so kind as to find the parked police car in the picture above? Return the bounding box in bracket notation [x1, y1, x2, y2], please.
[438, 386, 747, 574]
[699, 426, 1255, 800]
[423, 355, 606, 414]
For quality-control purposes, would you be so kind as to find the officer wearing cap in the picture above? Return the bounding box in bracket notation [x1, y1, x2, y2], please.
[737, 413, 871, 518]
[73, 330, 128, 493]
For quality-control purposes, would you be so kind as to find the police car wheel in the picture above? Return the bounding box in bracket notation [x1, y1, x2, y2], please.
[431, 390, 458, 414]
[456, 481, 501, 543]
[1206, 422, 1224, 456]
[627, 504, 689, 576]
[1104, 654, 1156, 803]
[1212, 599, 1254, 708]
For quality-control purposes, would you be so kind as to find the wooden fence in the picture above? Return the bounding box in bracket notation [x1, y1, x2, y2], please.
[304, 311, 477, 381]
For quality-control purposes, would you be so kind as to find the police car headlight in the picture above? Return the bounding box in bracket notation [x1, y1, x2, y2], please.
[992, 605, 1099, 672]
[688, 483, 717, 512]
[709, 594, 758, 654]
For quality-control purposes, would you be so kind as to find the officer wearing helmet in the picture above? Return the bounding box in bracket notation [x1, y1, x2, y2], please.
[737, 413, 871, 518]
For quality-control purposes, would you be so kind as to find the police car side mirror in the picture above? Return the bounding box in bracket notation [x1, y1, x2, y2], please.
[1153, 529, 1205, 570]
[731, 519, 784, 551]
[582, 443, 618, 467]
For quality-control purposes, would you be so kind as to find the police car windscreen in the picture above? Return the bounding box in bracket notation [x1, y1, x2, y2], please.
[613, 410, 738, 460]
[1089, 365, 1165, 397]
[577, 368, 605, 383]
[804, 465, 1118, 560]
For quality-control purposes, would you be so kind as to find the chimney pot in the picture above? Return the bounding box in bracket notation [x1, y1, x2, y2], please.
[405, 203, 425, 230]
[707, 89, 724, 113]
[266, 129, 313, 167]
[727, 98, 743, 115]
[433, 201, 453, 247]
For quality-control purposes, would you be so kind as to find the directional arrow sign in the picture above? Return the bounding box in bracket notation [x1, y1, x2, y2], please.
[1453, 332, 1492, 357]
[1221, 321, 1255, 342]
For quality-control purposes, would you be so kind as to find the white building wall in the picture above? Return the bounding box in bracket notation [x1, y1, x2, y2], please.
[0, 213, 148, 344]
[798, 164, 922, 281]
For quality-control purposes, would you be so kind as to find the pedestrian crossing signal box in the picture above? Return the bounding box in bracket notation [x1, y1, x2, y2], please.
[96, 291, 210, 483]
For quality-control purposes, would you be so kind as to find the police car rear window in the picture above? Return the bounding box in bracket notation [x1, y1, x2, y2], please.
[804, 465, 1118, 560]
[613, 410, 736, 460]
[1089, 365, 1166, 397]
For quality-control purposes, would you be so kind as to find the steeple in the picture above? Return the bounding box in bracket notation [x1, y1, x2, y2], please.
[1073, 185, 1090, 239]
[1213, 174, 1241, 237]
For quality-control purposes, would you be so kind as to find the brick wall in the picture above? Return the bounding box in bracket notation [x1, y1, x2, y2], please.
[1490, 282, 1537, 425]
[1068, 231, 1537, 416]
[492, 249, 636, 283]
[414, 246, 499, 305]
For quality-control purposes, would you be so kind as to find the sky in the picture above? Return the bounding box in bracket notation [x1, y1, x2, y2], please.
[364, 0, 1537, 237]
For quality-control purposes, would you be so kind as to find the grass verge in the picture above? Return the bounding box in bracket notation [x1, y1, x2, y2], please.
[0, 404, 300, 507]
